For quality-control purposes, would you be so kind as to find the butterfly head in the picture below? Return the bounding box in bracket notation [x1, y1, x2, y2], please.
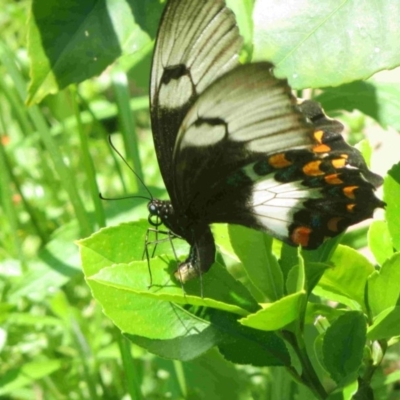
[147, 199, 179, 230]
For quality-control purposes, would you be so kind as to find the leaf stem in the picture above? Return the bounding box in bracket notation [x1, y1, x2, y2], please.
[281, 330, 328, 399]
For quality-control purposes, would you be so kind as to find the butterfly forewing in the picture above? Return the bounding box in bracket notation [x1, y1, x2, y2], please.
[173, 63, 313, 209]
[150, 0, 243, 197]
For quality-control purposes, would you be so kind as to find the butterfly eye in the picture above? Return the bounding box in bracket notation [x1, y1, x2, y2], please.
[148, 203, 157, 215]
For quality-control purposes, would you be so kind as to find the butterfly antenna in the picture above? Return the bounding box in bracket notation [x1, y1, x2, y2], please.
[99, 193, 151, 202]
[107, 135, 153, 200]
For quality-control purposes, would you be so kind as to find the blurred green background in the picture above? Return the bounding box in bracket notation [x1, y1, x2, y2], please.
[1, 0, 400, 399]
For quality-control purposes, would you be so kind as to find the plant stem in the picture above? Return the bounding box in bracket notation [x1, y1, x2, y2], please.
[281, 330, 328, 400]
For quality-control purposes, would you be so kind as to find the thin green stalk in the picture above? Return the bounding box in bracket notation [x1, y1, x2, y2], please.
[0, 134, 24, 262]
[70, 317, 100, 400]
[117, 334, 142, 400]
[76, 92, 129, 194]
[112, 69, 144, 190]
[0, 75, 33, 137]
[0, 40, 93, 237]
[70, 86, 106, 229]
[173, 360, 188, 398]
[0, 136, 48, 243]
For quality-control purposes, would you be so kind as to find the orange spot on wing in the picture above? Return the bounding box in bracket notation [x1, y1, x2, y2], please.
[313, 130, 324, 144]
[325, 174, 343, 185]
[313, 144, 331, 153]
[343, 186, 358, 199]
[269, 153, 292, 168]
[291, 226, 312, 247]
[332, 158, 346, 169]
[303, 160, 324, 176]
[327, 217, 343, 232]
[347, 204, 356, 212]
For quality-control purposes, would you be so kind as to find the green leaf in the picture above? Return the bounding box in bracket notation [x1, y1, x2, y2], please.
[384, 163, 400, 251]
[314, 245, 374, 309]
[304, 262, 332, 295]
[367, 253, 400, 317]
[368, 220, 393, 266]
[322, 311, 366, 384]
[316, 81, 400, 131]
[227, 0, 254, 53]
[175, 350, 244, 399]
[128, 308, 290, 366]
[305, 303, 346, 325]
[89, 260, 258, 316]
[367, 306, 400, 341]
[285, 251, 305, 294]
[214, 310, 290, 367]
[229, 225, 284, 301]
[213, 224, 240, 262]
[239, 291, 306, 331]
[80, 222, 259, 342]
[326, 380, 359, 400]
[125, 324, 227, 362]
[253, 1, 400, 88]
[27, 0, 153, 104]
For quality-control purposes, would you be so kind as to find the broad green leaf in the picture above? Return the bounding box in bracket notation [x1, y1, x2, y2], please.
[301, 236, 341, 264]
[368, 220, 393, 266]
[316, 81, 400, 131]
[125, 323, 227, 362]
[229, 225, 284, 301]
[80, 222, 259, 341]
[79, 224, 208, 340]
[214, 310, 290, 367]
[314, 245, 374, 310]
[367, 253, 400, 317]
[367, 306, 400, 341]
[322, 311, 366, 384]
[177, 350, 244, 398]
[212, 224, 240, 263]
[384, 163, 400, 251]
[128, 308, 290, 366]
[27, 0, 154, 104]
[279, 243, 299, 282]
[253, 1, 400, 88]
[239, 291, 306, 331]
[89, 260, 258, 316]
[304, 262, 332, 295]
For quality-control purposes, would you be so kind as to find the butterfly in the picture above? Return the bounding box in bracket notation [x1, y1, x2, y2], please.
[147, 0, 384, 283]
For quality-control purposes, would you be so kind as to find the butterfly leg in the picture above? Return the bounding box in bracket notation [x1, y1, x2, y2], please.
[143, 227, 180, 287]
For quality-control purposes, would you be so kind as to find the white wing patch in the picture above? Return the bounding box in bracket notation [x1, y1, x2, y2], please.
[151, 0, 242, 111]
[180, 123, 226, 148]
[250, 176, 323, 238]
[175, 63, 312, 156]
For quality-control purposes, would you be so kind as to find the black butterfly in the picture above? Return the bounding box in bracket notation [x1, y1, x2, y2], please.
[147, 0, 384, 283]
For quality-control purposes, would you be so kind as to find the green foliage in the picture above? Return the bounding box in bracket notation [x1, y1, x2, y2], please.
[1, 0, 400, 399]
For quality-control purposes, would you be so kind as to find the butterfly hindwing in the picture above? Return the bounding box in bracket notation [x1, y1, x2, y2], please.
[170, 65, 384, 249]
